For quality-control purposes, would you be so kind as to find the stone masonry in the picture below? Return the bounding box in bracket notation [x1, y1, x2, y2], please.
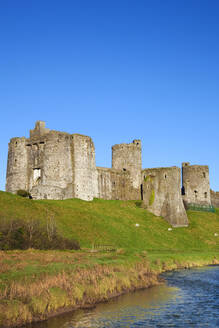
[5, 121, 216, 227]
[210, 190, 219, 208]
[142, 167, 188, 227]
[182, 162, 211, 206]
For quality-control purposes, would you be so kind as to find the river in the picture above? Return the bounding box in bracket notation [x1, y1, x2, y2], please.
[29, 265, 219, 328]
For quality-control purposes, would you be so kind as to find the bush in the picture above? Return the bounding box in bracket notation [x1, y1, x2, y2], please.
[0, 218, 80, 251]
[16, 190, 31, 198]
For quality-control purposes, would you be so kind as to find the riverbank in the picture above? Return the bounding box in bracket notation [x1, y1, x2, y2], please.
[0, 192, 219, 327]
[0, 249, 218, 328]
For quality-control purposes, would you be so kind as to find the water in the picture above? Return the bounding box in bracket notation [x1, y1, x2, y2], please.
[29, 266, 219, 328]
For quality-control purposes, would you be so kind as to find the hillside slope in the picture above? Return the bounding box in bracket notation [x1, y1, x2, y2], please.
[0, 191, 218, 252]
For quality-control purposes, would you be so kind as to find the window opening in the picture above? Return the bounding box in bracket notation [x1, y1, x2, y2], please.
[33, 168, 41, 185]
[140, 184, 143, 200]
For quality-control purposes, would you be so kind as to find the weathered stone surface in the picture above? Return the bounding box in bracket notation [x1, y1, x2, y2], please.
[97, 167, 137, 200]
[210, 189, 219, 208]
[6, 137, 28, 192]
[142, 167, 188, 227]
[112, 139, 141, 199]
[72, 133, 98, 201]
[6, 121, 215, 228]
[182, 162, 211, 206]
[6, 122, 97, 201]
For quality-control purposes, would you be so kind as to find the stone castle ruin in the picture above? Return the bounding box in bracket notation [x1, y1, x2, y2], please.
[6, 121, 218, 227]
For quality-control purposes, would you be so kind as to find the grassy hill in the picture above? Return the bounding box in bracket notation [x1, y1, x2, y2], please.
[0, 191, 219, 252]
[0, 191, 219, 327]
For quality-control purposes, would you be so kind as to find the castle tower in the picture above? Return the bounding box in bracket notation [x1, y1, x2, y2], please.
[112, 140, 142, 193]
[182, 162, 211, 205]
[142, 167, 188, 227]
[71, 134, 98, 201]
[6, 121, 98, 201]
[6, 137, 28, 193]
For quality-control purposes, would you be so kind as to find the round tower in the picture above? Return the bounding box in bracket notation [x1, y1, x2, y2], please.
[182, 163, 211, 205]
[6, 137, 28, 193]
[112, 139, 142, 189]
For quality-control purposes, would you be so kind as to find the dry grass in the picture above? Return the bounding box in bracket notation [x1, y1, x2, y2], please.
[0, 249, 160, 327]
[1, 249, 218, 327]
[0, 192, 219, 327]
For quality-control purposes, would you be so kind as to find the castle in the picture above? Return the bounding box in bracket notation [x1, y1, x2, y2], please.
[6, 121, 216, 227]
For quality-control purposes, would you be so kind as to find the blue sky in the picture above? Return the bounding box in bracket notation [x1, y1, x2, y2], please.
[0, 0, 219, 191]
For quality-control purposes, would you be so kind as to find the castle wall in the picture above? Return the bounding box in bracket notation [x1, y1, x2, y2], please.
[142, 167, 188, 227]
[29, 131, 74, 199]
[112, 140, 142, 198]
[72, 134, 97, 201]
[97, 167, 136, 200]
[210, 190, 219, 208]
[7, 121, 217, 228]
[6, 122, 98, 201]
[6, 137, 28, 193]
[182, 163, 211, 205]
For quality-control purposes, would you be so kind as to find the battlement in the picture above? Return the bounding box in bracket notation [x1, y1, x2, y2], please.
[112, 139, 141, 150]
[30, 121, 50, 138]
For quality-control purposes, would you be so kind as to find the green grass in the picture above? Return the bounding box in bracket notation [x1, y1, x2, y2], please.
[0, 191, 219, 252]
[0, 190, 219, 327]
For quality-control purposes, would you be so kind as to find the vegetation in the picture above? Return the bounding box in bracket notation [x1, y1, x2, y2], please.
[149, 189, 155, 205]
[0, 218, 80, 251]
[0, 191, 218, 252]
[0, 190, 218, 327]
[16, 189, 31, 198]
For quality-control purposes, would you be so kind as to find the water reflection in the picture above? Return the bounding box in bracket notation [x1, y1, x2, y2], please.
[30, 284, 180, 328]
[29, 266, 219, 328]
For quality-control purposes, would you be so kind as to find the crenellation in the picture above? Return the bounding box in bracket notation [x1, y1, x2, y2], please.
[5, 121, 216, 227]
[30, 121, 50, 138]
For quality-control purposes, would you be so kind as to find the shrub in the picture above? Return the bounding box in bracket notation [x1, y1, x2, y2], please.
[16, 190, 31, 198]
[0, 218, 80, 251]
[135, 201, 142, 208]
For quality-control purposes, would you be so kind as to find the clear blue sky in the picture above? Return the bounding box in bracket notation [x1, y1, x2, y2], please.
[1, 0, 219, 191]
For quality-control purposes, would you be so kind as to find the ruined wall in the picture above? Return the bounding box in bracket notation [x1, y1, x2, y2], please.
[6, 137, 28, 193]
[30, 121, 50, 138]
[97, 167, 136, 200]
[6, 122, 98, 201]
[29, 131, 74, 200]
[6, 121, 213, 230]
[182, 162, 211, 206]
[210, 190, 219, 208]
[112, 140, 142, 199]
[142, 167, 188, 227]
[72, 134, 97, 201]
